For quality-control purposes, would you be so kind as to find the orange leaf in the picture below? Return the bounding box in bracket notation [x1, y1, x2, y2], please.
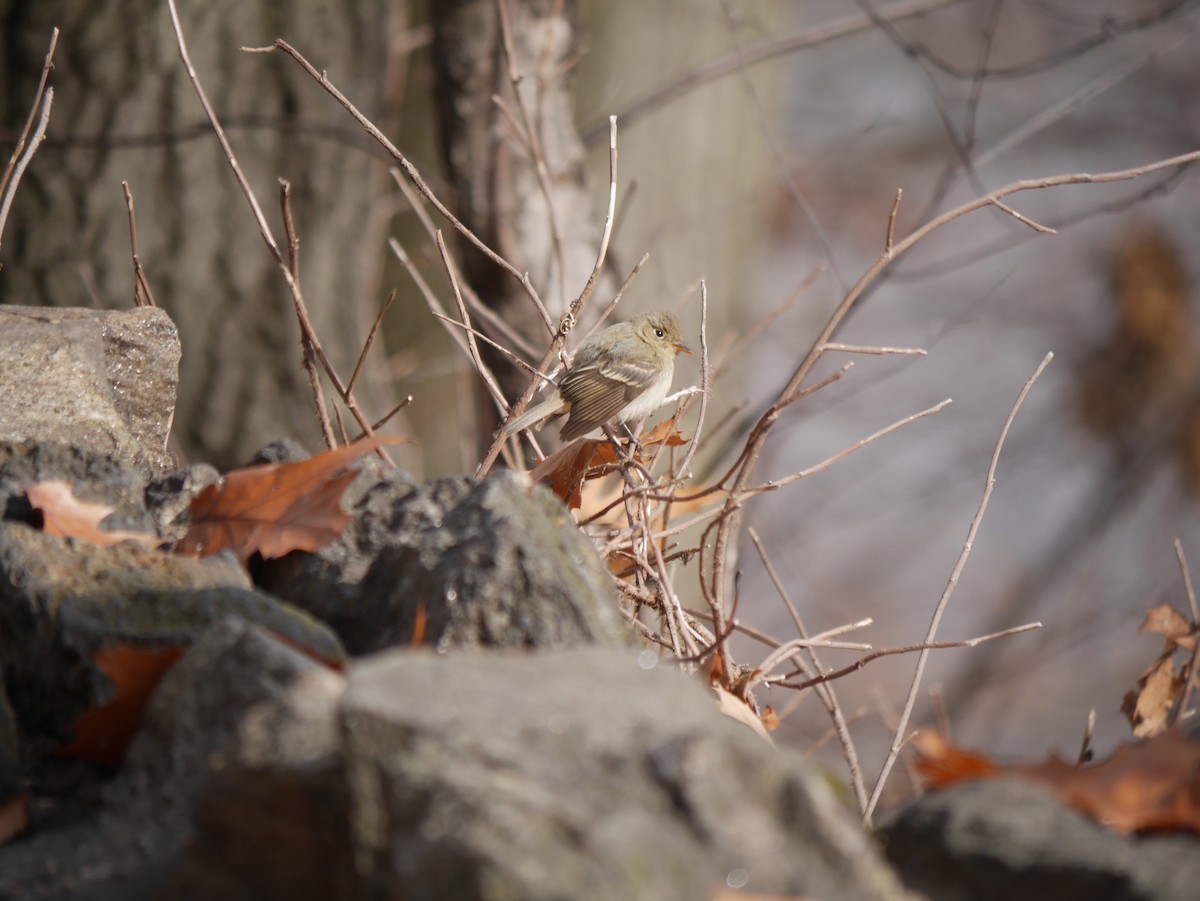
[175, 436, 405, 563]
[528, 425, 689, 510]
[913, 730, 999, 787]
[529, 439, 607, 510]
[25, 481, 160, 548]
[58, 643, 185, 766]
[914, 729, 1200, 834]
[0, 791, 29, 847]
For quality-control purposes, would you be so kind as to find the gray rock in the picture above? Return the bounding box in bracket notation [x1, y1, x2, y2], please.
[0, 621, 347, 901]
[0, 306, 181, 476]
[257, 470, 628, 654]
[0, 521, 342, 755]
[169, 648, 916, 901]
[0, 440, 152, 534]
[879, 778, 1200, 901]
[124, 619, 346, 800]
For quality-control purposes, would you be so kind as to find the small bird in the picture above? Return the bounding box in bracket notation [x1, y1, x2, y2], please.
[503, 310, 691, 442]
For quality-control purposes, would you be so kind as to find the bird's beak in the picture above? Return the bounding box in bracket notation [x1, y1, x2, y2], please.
[674, 341, 693, 355]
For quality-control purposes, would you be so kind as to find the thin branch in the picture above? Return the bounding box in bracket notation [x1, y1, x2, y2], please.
[280, 179, 336, 449]
[772, 622, 1043, 691]
[251, 39, 550, 329]
[347, 288, 397, 398]
[863, 352, 1054, 823]
[1175, 538, 1199, 623]
[434, 230, 509, 409]
[744, 399, 951, 495]
[0, 87, 53, 250]
[750, 527, 869, 811]
[885, 188, 902, 256]
[167, 0, 387, 461]
[824, 342, 926, 356]
[121, 181, 158, 308]
[581, 0, 958, 141]
[0, 27, 58, 246]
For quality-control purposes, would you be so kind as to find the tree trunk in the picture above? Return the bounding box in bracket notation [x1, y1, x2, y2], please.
[431, 0, 611, 438]
[0, 0, 397, 468]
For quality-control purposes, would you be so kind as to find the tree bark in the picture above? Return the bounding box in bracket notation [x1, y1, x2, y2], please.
[431, 0, 611, 437]
[0, 0, 397, 468]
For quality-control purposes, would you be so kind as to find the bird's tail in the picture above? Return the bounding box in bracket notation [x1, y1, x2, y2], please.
[501, 395, 565, 435]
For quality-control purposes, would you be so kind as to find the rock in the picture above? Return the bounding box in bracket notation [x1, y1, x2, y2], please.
[0, 521, 342, 760]
[167, 648, 916, 901]
[0, 306, 181, 476]
[123, 618, 346, 800]
[0, 440, 152, 534]
[143, 463, 220, 540]
[879, 778, 1200, 901]
[256, 470, 628, 654]
[0, 621, 346, 901]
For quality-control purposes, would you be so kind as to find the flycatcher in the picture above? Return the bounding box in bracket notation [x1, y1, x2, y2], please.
[503, 310, 691, 441]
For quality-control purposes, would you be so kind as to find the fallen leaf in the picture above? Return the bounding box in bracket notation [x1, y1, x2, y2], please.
[57, 643, 185, 766]
[914, 728, 1200, 834]
[176, 436, 406, 563]
[25, 481, 160, 547]
[0, 791, 29, 847]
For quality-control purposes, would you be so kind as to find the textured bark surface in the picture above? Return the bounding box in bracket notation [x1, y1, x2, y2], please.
[432, 0, 611, 425]
[0, 0, 396, 468]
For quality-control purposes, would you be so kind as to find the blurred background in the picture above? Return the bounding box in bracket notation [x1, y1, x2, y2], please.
[4, 0, 1200, 805]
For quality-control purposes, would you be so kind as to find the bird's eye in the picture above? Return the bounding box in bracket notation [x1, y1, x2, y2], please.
[655, 328, 664, 338]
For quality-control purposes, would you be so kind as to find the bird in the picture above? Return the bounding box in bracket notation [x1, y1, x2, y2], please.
[502, 310, 691, 442]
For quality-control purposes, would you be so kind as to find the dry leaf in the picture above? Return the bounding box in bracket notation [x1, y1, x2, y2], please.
[58, 643, 185, 766]
[1141, 603, 1196, 651]
[0, 791, 30, 848]
[176, 436, 405, 563]
[25, 480, 160, 547]
[529, 424, 689, 510]
[1122, 653, 1187, 738]
[1121, 602, 1199, 737]
[914, 728, 1200, 834]
[715, 685, 774, 744]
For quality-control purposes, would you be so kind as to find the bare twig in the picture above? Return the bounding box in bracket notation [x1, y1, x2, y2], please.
[121, 182, 158, 308]
[772, 622, 1043, 691]
[0, 27, 58, 249]
[250, 39, 551, 331]
[0, 87, 53, 251]
[280, 179, 336, 449]
[885, 188, 902, 256]
[348, 288, 397, 398]
[863, 352, 1054, 823]
[1175, 538, 1199, 623]
[824, 342, 925, 356]
[750, 528, 868, 811]
[581, 0, 957, 141]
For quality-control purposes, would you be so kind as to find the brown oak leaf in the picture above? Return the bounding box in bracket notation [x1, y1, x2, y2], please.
[175, 435, 406, 563]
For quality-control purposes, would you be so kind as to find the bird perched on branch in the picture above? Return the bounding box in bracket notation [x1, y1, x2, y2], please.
[502, 310, 691, 442]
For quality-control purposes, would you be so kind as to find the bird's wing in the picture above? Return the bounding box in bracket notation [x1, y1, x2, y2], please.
[558, 354, 658, 441]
